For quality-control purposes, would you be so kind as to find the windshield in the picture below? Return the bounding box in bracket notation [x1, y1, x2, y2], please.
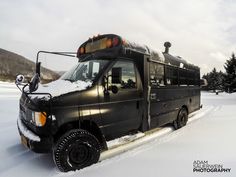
[60, 59, 109, 83]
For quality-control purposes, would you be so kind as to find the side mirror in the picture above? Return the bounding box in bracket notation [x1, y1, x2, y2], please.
[15, 75, 25, 85]
[200, 79, 208, 87]
[109, 85, 118, 94]
[29, 74, 40, 92]
[112, 67, 122, 84]
[36, 62, 41, 77]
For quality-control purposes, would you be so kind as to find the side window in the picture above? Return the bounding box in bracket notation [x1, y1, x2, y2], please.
[92, 62, 100, 78]
[150, 62, 165, 87]
[188, 71, 195, 86]
[165, 66, 178, 85]
[108, 61, 136, 89]
[195, 71, 200, 86]
[179, 69, 188, 86]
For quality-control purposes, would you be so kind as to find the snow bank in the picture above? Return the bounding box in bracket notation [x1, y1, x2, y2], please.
[31, 79, 92, 99]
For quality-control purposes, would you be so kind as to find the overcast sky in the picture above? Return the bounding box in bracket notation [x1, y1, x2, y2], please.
[0, 0, 235, 74]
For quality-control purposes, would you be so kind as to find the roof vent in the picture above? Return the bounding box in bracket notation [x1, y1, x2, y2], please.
[164, 42, 171, 54]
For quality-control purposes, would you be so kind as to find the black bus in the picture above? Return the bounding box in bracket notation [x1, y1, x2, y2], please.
[16, 34, 201, 172]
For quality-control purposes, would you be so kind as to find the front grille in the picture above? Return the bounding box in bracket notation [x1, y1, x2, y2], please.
[20, 104, 26, 113]
[19, 109, 36, 135]
[19, 101, 33, 123]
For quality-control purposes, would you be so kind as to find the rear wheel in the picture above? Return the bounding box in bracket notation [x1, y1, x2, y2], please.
[173, 107, 188, 129]
[53, 129, 101, 172]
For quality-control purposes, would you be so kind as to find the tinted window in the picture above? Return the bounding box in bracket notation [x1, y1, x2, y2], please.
[195, 72, 200, 85]
[179, 69, 199, 86]
[150, 63, 165, 86]
[179, 69, 188, 86]
[166, 66, 178, 85]
[108, 61, 136, 89]
[188, 71, 195, 85]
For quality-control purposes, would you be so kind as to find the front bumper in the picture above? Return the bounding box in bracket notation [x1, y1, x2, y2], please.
[17, 117, 53, 153]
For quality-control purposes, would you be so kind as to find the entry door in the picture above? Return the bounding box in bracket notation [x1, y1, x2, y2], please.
[149, 62, 168, 127]
[98, 60, 143, 140]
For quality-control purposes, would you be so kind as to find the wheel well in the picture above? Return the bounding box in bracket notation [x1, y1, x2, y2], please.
[182, 105, 189, 114]
[54, 120, 107, 150]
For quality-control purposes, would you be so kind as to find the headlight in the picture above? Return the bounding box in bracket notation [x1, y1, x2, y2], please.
[32, 112, 47, 126]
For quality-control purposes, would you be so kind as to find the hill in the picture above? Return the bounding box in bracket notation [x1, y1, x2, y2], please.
[0, 48, 59, 83]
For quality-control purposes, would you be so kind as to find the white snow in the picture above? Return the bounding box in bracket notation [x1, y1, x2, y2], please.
[101, 106, 214, 162]
[17, 116, 40, 142]
[0, 81, 20, 99]
[0, 82, 236, 177]
[30, 79, 92, 99]
[107, 132, 145, 149]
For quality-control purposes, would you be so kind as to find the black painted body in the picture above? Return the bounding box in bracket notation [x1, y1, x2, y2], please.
[18, 34, 201, 152]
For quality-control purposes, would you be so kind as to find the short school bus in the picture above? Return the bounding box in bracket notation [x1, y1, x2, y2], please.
[16, 34, 201, 172]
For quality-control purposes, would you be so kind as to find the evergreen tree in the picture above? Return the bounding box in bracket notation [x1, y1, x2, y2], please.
[224, 53, 236, 92]
[202, 68, 224, 91]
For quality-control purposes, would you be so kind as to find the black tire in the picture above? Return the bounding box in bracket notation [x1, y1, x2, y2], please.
[53, 129, 101, 172]
[173, 107, 188, 130]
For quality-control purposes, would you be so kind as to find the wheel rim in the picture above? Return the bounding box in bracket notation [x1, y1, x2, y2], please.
[68, 141, 91, 166]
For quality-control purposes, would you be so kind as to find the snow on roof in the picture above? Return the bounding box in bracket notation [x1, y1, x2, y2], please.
[31, 79, 92, 99]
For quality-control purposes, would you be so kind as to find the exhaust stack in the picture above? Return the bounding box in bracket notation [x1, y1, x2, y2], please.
[164, 42, 171, 54]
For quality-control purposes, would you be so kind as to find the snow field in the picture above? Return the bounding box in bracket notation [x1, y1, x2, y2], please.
[0, 83, 235, 177]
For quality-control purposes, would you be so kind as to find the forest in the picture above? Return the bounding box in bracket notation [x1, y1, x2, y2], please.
[202, 53, 236, 93]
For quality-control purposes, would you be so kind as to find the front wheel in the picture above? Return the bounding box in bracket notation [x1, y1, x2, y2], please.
[173, 107, 188, 130]
[53, 129, 101, 172]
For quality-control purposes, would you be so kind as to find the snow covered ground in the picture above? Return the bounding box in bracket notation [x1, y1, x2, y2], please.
[0, 81, 235, 177]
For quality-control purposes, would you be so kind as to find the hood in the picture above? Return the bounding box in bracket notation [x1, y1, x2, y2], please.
[30, 79, 92, 100]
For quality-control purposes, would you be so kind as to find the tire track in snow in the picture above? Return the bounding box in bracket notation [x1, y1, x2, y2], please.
[98, 105, 214, 162]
